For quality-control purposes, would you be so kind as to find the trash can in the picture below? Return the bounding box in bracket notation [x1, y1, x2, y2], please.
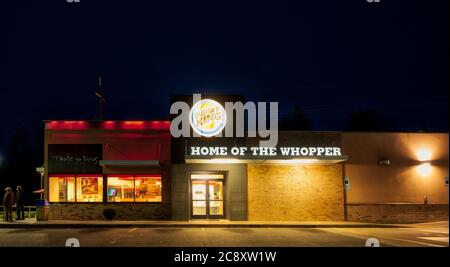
[35, 199, 49, 221]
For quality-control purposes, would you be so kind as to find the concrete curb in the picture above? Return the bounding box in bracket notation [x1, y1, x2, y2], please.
[0, 222, 408, 229]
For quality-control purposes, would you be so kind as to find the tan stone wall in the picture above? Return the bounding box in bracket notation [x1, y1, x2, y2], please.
[342, 132, 449, 204]
[247, 164, 344, 221]
[49, 203, 171, 220]
[347, 204, 449, 223]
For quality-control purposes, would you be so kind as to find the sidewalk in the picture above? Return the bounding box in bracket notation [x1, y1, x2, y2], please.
[0, 218, 409, 229]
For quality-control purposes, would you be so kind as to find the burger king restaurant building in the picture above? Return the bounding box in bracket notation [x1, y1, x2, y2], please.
[43, 100, 449, 222]
[171, 131, 448, 222]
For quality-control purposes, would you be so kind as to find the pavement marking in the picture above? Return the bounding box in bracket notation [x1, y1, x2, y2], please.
[417, 237, 449, 243]
[323, 228, 446, 247]
[359, 233, 446, 247]
[128, 227, 137, 233]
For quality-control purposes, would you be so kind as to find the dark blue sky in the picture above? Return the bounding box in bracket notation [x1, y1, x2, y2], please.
[1, 0, 448, 150]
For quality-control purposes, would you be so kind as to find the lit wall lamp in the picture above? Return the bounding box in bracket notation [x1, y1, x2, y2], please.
[416, 148, 433, 177]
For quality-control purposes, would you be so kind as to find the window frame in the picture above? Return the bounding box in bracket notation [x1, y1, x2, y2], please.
[48, 174, 104, 203]
[48, 175, 76, 203]
[48, 173, 163, 204]
[75, 174, 104, 203]
[189, 171, 227, 219]
[107, 174, 163, 203]
[106, 174, 136, 203]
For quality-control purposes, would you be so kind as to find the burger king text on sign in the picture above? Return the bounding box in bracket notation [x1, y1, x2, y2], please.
[189, 99, 227, 137]
[170, 94, 279, 147]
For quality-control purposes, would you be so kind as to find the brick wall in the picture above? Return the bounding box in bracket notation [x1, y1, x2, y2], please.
[247, 164, 344, 221]
[347, 204, 449, 223]
[49, 203, 171, 220]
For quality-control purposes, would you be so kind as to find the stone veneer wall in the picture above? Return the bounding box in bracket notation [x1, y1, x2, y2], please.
[347, 204, 449, 223]
[49, 203, 171, 220]
[247, 164, 344, 221]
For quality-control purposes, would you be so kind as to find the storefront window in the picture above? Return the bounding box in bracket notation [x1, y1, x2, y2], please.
[107, 176, 135, 202]
[135, 175, 162, 202]
[49, 174, 163, 203]
[107, 175, 162, 202]
[76, 176, 103, 202]
[49, 176, 76, 202]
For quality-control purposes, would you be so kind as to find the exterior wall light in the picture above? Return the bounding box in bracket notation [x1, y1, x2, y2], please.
[416, 148, 433, 177]
[378, 159, 390, 166]
[282, 159, 319, 164]
[209, 158, 241, 164]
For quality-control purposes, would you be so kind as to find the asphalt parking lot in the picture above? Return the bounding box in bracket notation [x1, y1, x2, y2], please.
[0, 221, 447, 247]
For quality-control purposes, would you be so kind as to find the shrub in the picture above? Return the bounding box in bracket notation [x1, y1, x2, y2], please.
[102, 208, 116, 220]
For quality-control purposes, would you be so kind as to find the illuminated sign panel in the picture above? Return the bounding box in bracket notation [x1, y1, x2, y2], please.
[189, 99, 227, 137]
[48, 144, 102, 173]
[171, 94, 279, 146]
[189, 146, 342, 157]
[185, 145, 347, 164]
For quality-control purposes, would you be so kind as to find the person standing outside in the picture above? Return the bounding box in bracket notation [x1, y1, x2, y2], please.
[2, 187, 14, 222]
[15, 186, 25, 220]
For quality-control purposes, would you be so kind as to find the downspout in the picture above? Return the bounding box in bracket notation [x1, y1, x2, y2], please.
[342, 162, 348, 221]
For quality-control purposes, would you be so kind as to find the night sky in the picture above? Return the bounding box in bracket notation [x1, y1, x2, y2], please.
[1, 0, 448, 152]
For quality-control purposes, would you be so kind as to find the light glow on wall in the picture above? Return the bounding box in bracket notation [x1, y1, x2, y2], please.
[209, 158, 241, 164]
[417, 148, 432, 162]
[191, 174, 225, 179]
[415, 148, 433, 177]
[263, 159, 321, 164]
[417, 162, 432, 177]
[282, 159, 320, 164]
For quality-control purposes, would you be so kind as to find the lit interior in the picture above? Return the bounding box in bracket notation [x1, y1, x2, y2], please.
[76, 176, 103, 202]
[191, 174, 224, 216]
[135, 175, 162, 202]
[107, 175, 162, 202]
[107, 176, 135, 202]
[49, 176, 76, 202]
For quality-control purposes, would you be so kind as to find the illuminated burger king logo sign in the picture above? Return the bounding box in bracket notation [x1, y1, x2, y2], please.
[189, 99, 227, 137]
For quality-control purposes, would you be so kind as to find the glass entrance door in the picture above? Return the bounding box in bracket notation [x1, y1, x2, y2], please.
[192, 180, 208, 217]
[191, 175, 224, 219]
[208, 180, 224, 217]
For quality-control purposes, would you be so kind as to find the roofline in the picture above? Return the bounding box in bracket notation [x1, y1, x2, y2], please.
[43, 119, 170, 123]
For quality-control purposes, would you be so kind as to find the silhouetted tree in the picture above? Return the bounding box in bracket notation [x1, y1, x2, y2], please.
[345, 110, 388, 131]
[0, 127, 42, 205]
[279, 106, 311, 131]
